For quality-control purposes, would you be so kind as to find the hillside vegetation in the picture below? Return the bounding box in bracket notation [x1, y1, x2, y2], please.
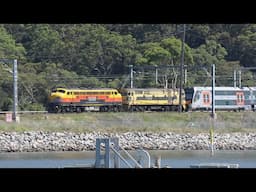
[0, 24, 256, 111]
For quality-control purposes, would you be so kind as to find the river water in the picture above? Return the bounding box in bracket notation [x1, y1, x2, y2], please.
[0, 150, 256, 168]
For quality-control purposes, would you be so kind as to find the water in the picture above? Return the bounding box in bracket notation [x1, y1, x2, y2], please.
[0, 150, 256, 168]
[153, 150, 256, 168]
[0, 151, 95, 168]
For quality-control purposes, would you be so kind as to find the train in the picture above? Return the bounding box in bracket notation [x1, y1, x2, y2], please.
[47, 88, 123, 113]
[120, 88, 186, 112]
[185, 86, 256, 111]
[47, 86, 256, 113]
[47, 87, 186, 113]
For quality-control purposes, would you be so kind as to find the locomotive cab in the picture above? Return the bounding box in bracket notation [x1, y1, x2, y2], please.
[48, 88, 68, 112]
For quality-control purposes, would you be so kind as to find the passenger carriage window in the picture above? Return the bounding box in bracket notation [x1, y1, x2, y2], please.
[203, 94, 208, 103]
[206, 94, 209, 102]
[202, 91, 210, 104]
[240, 95, 244, 101]
[236, 92, 244, 105]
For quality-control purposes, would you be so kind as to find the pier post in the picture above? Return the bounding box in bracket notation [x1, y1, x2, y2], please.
[95, 138, 120, 168]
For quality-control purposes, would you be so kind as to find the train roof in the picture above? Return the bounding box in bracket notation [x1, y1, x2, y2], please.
[54, 87, 119, 91]
[121, 88, 182, 91]
[241, 87, 256, 91]
[185, 87, 244, 91]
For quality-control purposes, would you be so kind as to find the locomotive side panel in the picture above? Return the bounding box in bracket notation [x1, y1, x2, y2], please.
[48, 88, 122, 112]
[120, 88, 186, 111]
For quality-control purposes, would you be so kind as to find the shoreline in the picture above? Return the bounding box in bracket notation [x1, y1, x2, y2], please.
[0, 131, 255, 152]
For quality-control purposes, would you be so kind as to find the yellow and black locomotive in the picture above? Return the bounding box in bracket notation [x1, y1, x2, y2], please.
[48, 87, 187, 113]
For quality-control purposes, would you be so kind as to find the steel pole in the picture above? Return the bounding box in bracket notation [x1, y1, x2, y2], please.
[13, 59, 19, 122]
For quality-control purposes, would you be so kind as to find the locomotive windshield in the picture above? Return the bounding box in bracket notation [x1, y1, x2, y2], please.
[57, 89, 66, 94]
[194, 91, 200, 102]
[51, 88, 66, 94]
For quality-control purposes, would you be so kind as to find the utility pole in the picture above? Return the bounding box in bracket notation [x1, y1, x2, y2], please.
[211, 64, 216, 120]
[0, 59, 19, 122]
[238, 70, 241, 88]
[13, 59, 19, 122]
[210, 64, 216, 156]
[155, 65, 158, 86]
[234, 70, 236, 87]
[129, 65, 133, 88]
[179, 24, 186, 113]
[165, 75, 168, 89]
[184, 65, 187, 85]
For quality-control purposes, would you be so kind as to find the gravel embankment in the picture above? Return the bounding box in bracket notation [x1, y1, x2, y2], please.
[0, 131, 256, 152]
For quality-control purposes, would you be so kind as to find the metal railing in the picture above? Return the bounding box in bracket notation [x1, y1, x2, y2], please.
[95, 137, 151, 168]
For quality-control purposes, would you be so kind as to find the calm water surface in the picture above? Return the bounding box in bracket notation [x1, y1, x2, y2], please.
[0, 150, 256, 168]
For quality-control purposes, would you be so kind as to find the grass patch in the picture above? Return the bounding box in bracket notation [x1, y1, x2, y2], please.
[0, 112, 256, 133]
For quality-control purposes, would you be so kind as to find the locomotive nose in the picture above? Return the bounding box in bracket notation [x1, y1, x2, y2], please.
[49, 93, 61, 102]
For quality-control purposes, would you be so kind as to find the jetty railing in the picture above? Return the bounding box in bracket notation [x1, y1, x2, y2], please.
[94, 137, 150, 168]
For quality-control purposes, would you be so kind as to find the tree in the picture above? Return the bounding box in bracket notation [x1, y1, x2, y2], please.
[134, 42, 171, 87]
[184, 24, 210, 48]
[137, 42, 171, 66]
[234, 25, 256, 67]
[160, 37, 194, 65]
[0, 25, 26, 110]
[189, 40, 228, 86]
[0, 25, 26, 59]
[53, 24, 137, 76]
[90, 31, 137, 76]
[23, 24, 65, 63]
[192, 40, 227, 67]
[104, 24, 177, 43]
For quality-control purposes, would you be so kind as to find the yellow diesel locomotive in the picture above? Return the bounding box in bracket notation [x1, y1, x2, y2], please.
[120, 88, 186, 111]
[48, 88, 123, 113]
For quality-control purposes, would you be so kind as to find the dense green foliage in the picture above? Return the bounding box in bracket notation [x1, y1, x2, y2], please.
[0, 24, 256, 110]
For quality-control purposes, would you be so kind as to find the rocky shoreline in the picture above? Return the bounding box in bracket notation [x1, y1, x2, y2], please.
[0, 131, 255, 152]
